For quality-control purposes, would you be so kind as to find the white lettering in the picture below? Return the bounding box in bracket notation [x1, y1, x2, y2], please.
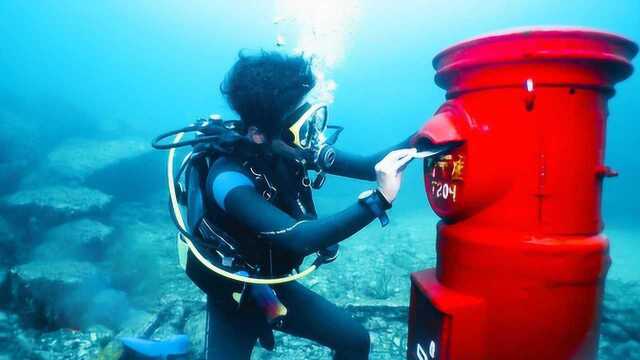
[431, 181, 460, 203]
[417, 343, 428, 360]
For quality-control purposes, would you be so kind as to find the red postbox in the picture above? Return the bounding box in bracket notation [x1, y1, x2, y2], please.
[407, 28, 637, 360]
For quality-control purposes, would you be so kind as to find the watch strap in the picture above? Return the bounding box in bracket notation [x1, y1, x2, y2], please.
[359, 189, 390, 227]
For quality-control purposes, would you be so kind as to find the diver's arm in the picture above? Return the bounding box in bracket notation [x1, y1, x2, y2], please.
[212, 149, 414, 258]
[327, 134, 415, 181]
[222, 185, 379, 258]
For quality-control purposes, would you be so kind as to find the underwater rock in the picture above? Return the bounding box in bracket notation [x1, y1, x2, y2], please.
[603, 279, 640, 338]
[1, 186, 112, 225]
[0, 161, 29, 196]
[157, 294, 198, 331]
[83, 289, 134, 330]
[0, 313, 112, 360]
[103, 210, 200, 307]
[356, 306, 408, 358]
[0, 267, 8, 307]
[0, 310, 41, 359]
[85, 150, 166, 201]
[0, 214, 29, 268]
[33, 219, 114, 261]
[0, 216, 18, 268]
[0, 267, 7, 291]
[252, 331, 332, 360]
[600, 338, 640, 360]
[21, 138, 150, 188]
[141, 295, 194, 342]
[0, 215, 15, 242]
[0, 217, 9, 294]
[0, 311, 13, 347]
[108, 200, 169, 227]
[7, 260, 106, 329]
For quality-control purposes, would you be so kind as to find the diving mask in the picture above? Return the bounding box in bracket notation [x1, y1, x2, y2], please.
[284, 102, 328, 149]
[272, 102, 343, 184]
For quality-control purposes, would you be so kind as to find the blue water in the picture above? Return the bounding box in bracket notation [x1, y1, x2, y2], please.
[2, 0, 638, 212]
[0, 1, 638, 357]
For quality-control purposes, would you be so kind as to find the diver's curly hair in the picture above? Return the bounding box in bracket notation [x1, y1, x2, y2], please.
[221, 50, 316, 136]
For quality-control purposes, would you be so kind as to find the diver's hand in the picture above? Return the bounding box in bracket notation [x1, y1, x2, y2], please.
[374, 148, 417, 203]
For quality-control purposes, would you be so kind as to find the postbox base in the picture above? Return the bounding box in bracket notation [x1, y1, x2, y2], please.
[408, 269, 486, 360]
[408, 228, 608, 360]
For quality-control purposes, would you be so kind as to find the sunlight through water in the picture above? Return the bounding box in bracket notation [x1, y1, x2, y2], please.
[273, 0, 361, 104]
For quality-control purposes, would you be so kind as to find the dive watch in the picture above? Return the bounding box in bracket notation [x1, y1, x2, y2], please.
[358, 189, 391, 227]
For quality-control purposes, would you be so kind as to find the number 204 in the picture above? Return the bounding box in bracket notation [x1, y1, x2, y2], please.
[432, 182, 457, 202]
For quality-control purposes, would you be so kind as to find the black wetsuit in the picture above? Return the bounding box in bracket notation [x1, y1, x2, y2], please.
[188, 137, 412, 360]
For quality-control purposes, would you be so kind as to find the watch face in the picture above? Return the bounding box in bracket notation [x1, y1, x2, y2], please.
[358, 189, 374, 200]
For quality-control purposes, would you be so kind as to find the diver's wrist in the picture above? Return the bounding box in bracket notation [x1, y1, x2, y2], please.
[358, 189, 391, 227]
[375, 188, 393, 208]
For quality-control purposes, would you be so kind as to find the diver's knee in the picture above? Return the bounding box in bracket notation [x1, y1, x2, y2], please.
[354, 327, 371, 354]
[334, 326, 370, 359]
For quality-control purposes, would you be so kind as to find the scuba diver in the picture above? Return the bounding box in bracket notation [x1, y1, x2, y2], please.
[152, 51, 458, 359]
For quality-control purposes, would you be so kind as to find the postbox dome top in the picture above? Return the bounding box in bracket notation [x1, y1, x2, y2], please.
[433, 26, 638, 91]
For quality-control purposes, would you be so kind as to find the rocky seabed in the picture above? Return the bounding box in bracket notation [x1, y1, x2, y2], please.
[0, 137, 638, 359]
